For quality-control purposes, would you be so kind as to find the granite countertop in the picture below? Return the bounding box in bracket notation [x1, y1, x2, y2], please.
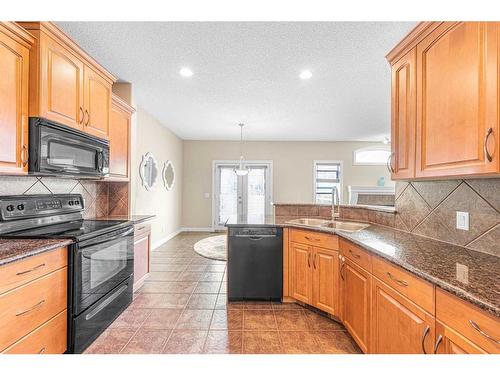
[96, 215, 156, 224]
[0, 238, 73, 266]
[288, 223, 500, 318]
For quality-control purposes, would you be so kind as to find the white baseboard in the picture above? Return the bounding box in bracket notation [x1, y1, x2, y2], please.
[180, 227, 214, 232]
[151, 229, 182, 250]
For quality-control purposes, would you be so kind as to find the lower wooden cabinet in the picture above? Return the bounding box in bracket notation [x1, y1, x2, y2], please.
[133, 222, 152, 291]
[312, 247, 339, 315]
[3, 310, 67, 354]
[434, 321, 487, 354]
[340, 256, 371, 353]
[371, 278, 435, 354]
[290, 242, 312, 305]
[290, 241, 339, 315]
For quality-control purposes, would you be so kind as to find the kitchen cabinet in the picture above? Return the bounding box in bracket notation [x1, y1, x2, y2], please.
[290, 242, 313, 305]
[372, 278, 435, 354]
[133, 222, 152, 291]
[435, 288, 500, 354]
[0, 22, 33, 174]
[289, 229, 340, 315]
[0, 247, 68, 353]
[340, 256, 371, 353]
[390, 48, 416, 179]
[18, 22, 115, 139]
[387, 21, 500, 179]
[109, 94, 134, 180]
[434, 321, 487, 354]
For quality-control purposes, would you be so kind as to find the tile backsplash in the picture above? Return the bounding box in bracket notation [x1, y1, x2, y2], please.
[395, 179, 500, 257]
[0, 176, 129, 218]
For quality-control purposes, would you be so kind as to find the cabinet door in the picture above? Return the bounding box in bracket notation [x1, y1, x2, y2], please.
[312, 247, 339, 315]
[390, 48, 416, 179]
[0, 29, 29, 174]
[109, 100, 130, 179]
[134, 235, 150, 286]
[84, 65, 111, 140]
[39, 35, 84, 130]
[372, 279, 435, 354]
[290, 242, 312, 304]
[416, 22, 499, 177]
[341, 258, 371, 353]
[434, 321, 487, 354]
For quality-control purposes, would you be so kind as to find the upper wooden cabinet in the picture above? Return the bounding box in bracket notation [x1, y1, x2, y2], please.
[0, 22, 33, 175]
[109, 94, 134, 180]
[390, 49, 416, 179]
[18, 22, 116, 139]
[387, 21, 500, 179]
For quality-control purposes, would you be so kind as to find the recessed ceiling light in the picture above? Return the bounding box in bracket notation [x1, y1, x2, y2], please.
[299, 70, 312, 80]
[179, 67, 193, 77]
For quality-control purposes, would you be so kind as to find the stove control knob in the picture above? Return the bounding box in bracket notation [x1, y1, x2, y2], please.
[17, 204, 25, 211]
[68, 201, 74, 206]
[6, 205, 15, 212]
[74, 200, 80, 205]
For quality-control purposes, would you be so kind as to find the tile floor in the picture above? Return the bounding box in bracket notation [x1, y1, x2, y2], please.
[84, 232, 361, 354]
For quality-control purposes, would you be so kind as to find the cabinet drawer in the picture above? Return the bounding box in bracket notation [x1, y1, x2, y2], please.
[0, 267, 67, 351]
[0, 247, 67, 295]
[3, 309, 67, 354]
[436, 288, 500, 353]
[372, 256, 434, 314]
[290, 229, 338, 250]
[339, 238, 372, 271]
[134, 222, 151, 239]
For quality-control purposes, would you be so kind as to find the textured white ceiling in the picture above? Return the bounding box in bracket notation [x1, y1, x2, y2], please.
[57, 22, 416, 141]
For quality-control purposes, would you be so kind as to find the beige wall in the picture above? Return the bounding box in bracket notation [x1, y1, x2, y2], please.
[131, 108, 183, 246]
[182, 141, 393, 228]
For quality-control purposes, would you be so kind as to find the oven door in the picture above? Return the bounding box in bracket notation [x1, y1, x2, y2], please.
[29, 117, 109, 177]
[73, 226, 134, 315]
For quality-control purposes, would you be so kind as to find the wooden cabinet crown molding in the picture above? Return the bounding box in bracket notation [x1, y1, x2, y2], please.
[17, 21, 116, 84]
[386, 22, 443, 64]
[112, 93, 136, 115]
[0, 22, 34, 48]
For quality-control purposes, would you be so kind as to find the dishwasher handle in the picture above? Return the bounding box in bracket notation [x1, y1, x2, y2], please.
[233, 234, 278, 240]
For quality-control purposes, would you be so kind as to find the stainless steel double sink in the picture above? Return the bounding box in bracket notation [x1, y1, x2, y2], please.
[285, 218, 369, 232]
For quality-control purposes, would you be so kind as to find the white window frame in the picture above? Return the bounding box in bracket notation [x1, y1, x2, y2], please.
[313, 160, 343, 204]
[211, 160, 273, 231]
[352, 145, 391, 166]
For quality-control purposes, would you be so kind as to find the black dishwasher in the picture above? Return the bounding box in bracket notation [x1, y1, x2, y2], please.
[227, 226, 283, 301]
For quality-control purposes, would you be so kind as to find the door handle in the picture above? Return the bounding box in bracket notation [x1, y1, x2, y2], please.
[85, 110, 90, 126]
[21, 145, 29, 167]
[313, 253, 317, 269]
[484, 127, 494, 162]
[433, 334, 443, 354]
[307, 253, 311, 268]
[79, 107, 84, 124]
[340, 257, 345, 280]
[386, 152, 395, 173]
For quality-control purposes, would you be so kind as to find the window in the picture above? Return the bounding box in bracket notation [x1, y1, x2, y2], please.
[314, 161, 342, 204]
[353, 146, 391, 166]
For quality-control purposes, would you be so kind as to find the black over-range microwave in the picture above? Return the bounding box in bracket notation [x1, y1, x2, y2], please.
[29, 118, 110, 178]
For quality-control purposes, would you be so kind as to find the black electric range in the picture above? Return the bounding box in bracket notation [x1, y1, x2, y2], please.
[0, 194, 135, 353]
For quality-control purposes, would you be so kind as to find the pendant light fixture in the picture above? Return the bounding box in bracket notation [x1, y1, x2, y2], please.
[234, 123, 250, 176]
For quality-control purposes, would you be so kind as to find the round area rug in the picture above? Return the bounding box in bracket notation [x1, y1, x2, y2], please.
[193, 235, 227, 261]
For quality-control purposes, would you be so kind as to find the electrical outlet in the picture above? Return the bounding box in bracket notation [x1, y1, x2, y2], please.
[456, 211, 469, 231]
[456, 263, 469, 284]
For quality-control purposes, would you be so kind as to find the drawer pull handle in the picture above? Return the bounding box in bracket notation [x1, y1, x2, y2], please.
[305, 236, 320, 242]
[16, 299, 45, 316]
[469, 320, 500, 344]
[137, 226, 146, 231]
[38, 347, 46, 354]
[349, 249, 361, 259]
[421, 326, 430, 354]
[16, 263, 46, 276]
[433, 334, 443, 354]
[386, 272, 409, 287]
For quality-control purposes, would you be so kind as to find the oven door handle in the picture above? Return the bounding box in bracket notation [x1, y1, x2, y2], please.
[85, 283, 129, 321]
[78, 227, 134, 249]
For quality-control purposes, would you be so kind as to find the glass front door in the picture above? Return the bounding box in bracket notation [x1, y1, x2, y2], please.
[214, 162, 272, 228]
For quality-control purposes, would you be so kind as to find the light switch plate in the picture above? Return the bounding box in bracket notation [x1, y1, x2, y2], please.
[456, 211, 469, 231]
[456, 263, 469, 284]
